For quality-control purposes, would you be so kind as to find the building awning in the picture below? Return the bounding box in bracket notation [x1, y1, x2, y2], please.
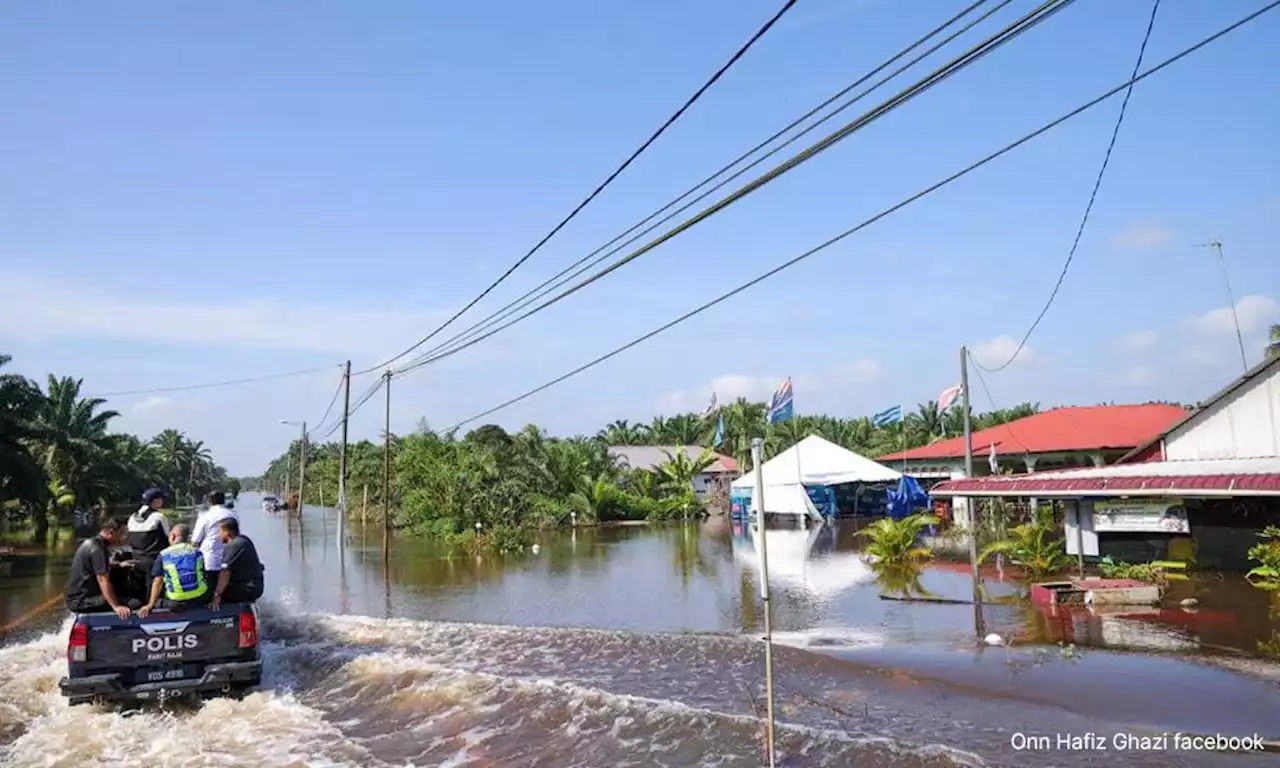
[930, 457, 1280, 498]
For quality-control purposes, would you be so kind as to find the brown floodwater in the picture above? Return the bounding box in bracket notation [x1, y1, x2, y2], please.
[1, 494, 1277, 767]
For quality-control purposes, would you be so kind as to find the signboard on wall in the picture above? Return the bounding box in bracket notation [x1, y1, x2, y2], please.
[1093, 499, 1189, 534]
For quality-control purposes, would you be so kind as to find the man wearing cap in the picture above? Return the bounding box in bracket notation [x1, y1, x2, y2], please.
[125, 488, 171, 601]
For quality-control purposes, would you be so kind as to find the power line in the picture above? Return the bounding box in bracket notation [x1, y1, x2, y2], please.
[311, 372, 347, 436]
[90, 363, 342, 398]
[354, 0, 801, 377]
[967, 363, 1032, 454]
[398, 0, 1009, 368]
[441, 1, 1279, 431]
[318, 375, 385, 441]
[974, 0, 1162, 373]
[397, 0, 1075, 377]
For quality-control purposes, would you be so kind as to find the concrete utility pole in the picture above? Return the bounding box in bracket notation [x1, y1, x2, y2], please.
[960, 345, 984, 637]
[338, 360, 351, 543]
[382, 370, 392, 565]
[750, 438, 777, 768]
[296, 421, 307, 518]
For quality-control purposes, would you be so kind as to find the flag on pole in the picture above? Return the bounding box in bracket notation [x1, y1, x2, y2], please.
[937, 384, 963, 410]
[701, 392, 718, 418]
[713, 413, 725, 448]
[988, 442, 999, 474]
[766, 378, 794, 424]
[872, 404, 903, 427]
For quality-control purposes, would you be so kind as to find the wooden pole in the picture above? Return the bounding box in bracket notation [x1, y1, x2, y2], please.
[362, 484, 368, 526]
[382, 371, 392, 565]
[750, 438, 777, 768]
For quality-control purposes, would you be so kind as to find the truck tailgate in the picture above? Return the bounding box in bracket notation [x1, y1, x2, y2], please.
[86, 613, 241, 669]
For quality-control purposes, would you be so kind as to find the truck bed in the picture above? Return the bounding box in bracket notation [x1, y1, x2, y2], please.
[60, 603, 262, 705]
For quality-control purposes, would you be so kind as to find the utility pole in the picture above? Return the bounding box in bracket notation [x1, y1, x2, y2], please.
[338, 360, 351, 543]
[750, 438, 777, 768]
[382, 370, 392, 565]
[284, 452, 292, 505]
[960, 346, 984, 636]
[362, 484, 368, 526]
[297, 421, 307, 518]
[1197, 239, 1249, 373]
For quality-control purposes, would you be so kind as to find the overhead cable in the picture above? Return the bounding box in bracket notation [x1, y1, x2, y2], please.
[318, 375, 385, 440]
[396, 0, 1076, 377]
[400, 0, 1008, 367]
[90, 363, 342, 398]
[441, 0, 1280, 431]
[310, 372, 348, 437]
[974, 0, 1163, 372]
[353, 0, 800, 376]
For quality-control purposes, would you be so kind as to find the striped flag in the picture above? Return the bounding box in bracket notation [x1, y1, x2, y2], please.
[872, 404, 903, 427]
[766, 378, 794, 424]
[937, 384, 963, 410]
[701, 392, 718, 418]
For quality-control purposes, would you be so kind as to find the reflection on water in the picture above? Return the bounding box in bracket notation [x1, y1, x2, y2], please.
[1, 495, 1278, 767]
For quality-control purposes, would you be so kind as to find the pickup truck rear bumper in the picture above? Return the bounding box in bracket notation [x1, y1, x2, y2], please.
[60, 660, 262, 704]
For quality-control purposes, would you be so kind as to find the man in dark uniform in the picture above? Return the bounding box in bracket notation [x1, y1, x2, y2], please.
[65, 518, 133, 619]
[210, 518, 264, 609]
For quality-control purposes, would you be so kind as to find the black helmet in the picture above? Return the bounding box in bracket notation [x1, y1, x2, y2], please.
[141, 488, 165, 505]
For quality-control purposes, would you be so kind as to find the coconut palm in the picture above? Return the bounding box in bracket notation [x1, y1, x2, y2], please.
[29, 376, 119, 539]
[0, 356, 44, 512]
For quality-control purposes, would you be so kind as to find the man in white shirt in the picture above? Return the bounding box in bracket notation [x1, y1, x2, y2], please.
[192, 490, 239, 573]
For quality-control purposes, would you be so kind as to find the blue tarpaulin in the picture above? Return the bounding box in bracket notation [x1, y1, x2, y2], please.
[886, 475, 930, 520]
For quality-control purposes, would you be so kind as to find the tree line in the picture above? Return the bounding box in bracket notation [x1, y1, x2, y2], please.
[0, 354, 233, 542]
[252, 397, 1044, 550]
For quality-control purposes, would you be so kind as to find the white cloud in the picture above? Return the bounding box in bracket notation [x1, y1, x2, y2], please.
[654, 359, 882, 414]
[1109, 222, 1174, 251]
[1188, 295, 1279, 337]
[970, 336, 1041, 369]
[1180, 344, 1223, 368]
[131, 396, 174, 413]
[0, 273, 452, 360]
[1118, 330, 1158, 350]
[1120, 364, 1159, 387]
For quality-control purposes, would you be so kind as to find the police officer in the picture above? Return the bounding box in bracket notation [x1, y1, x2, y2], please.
[138, 524, 210, 617]
[125, 488, 170, 601]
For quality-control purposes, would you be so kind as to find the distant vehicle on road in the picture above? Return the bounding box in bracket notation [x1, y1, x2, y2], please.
[59, 604, 262, 706]
[261, 494, 282, 514]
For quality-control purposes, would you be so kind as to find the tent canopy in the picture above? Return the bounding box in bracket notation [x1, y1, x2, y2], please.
[747, 482, 820, 518]
[731, 435, 901, 489]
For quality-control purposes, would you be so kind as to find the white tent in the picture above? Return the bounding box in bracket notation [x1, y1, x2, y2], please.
[731, 435, 901, 489]
[747, 482, 820, 519]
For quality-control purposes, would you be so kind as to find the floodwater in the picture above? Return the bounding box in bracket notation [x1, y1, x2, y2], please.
[1, 494, 1277, 767]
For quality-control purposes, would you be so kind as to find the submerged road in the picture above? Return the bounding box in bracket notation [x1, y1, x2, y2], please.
[1, 494, 1277, 767]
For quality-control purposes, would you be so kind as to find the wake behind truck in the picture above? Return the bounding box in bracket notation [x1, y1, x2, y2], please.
[59, 603, 262, 705]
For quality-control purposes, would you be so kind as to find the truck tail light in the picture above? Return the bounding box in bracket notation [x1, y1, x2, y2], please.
[238, 607, 258, 648]
[68, 622, 88, 662]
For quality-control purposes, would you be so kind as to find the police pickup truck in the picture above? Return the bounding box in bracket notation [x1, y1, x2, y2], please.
[59, 603, 262, 706]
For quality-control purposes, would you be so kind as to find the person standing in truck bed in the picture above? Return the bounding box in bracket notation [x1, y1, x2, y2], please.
[65, 518, 132, 619]
[125, 488, 170, 600]
[191, 490, 238, 575]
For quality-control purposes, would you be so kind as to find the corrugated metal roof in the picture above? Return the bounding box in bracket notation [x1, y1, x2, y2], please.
[930, 456, 1280, 497]
[607, 446, 737, 473]
[878, 404, 1187, 462]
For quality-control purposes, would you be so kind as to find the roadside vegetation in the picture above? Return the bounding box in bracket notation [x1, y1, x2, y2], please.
[0, 353, 232, 543]
[1247, 526, 1280, 590]
[978, 510, 1073, 579]
[252, 399, 1044, 551]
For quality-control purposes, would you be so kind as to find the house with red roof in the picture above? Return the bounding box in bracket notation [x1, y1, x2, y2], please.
[930, 355, 1280, 570]
[878, 403, 1188, 479]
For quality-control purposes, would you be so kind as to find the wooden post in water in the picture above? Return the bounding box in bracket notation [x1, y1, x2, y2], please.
[382, 370, 392, 565]
[750, 438, 777, 768]
[297, 421, 307, 518]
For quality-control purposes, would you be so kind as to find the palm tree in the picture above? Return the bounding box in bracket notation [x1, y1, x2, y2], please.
[29, 376, 119, 540]
[0, 356, 45, 520]
[1267, 324, 1280, 359]
[183, 439, 214, 503]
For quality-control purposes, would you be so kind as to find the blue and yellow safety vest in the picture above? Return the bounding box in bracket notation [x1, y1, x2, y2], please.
[159, 542, 208, 602]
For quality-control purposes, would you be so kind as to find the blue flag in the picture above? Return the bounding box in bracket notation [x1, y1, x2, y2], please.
[766, 378, 794, 424]
[713, 414, 725, 447]
[872, 404, 903, 427]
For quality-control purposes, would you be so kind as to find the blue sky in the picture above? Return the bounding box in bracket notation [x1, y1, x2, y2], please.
[2, 0, 1277, 475]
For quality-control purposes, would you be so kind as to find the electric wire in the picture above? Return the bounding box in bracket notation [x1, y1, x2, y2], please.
[310, 372, 347, 437]
[967, 363, 1032, 454]
[353, 0, 800, 377]
[400, 0, 1008, 367]
[317, 375, 385, 441]
[90, 363, 342, 398]
[396, 0, 1076, 377]
[974, 0, 1162, 373]
[440, 0, 1280, 431]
